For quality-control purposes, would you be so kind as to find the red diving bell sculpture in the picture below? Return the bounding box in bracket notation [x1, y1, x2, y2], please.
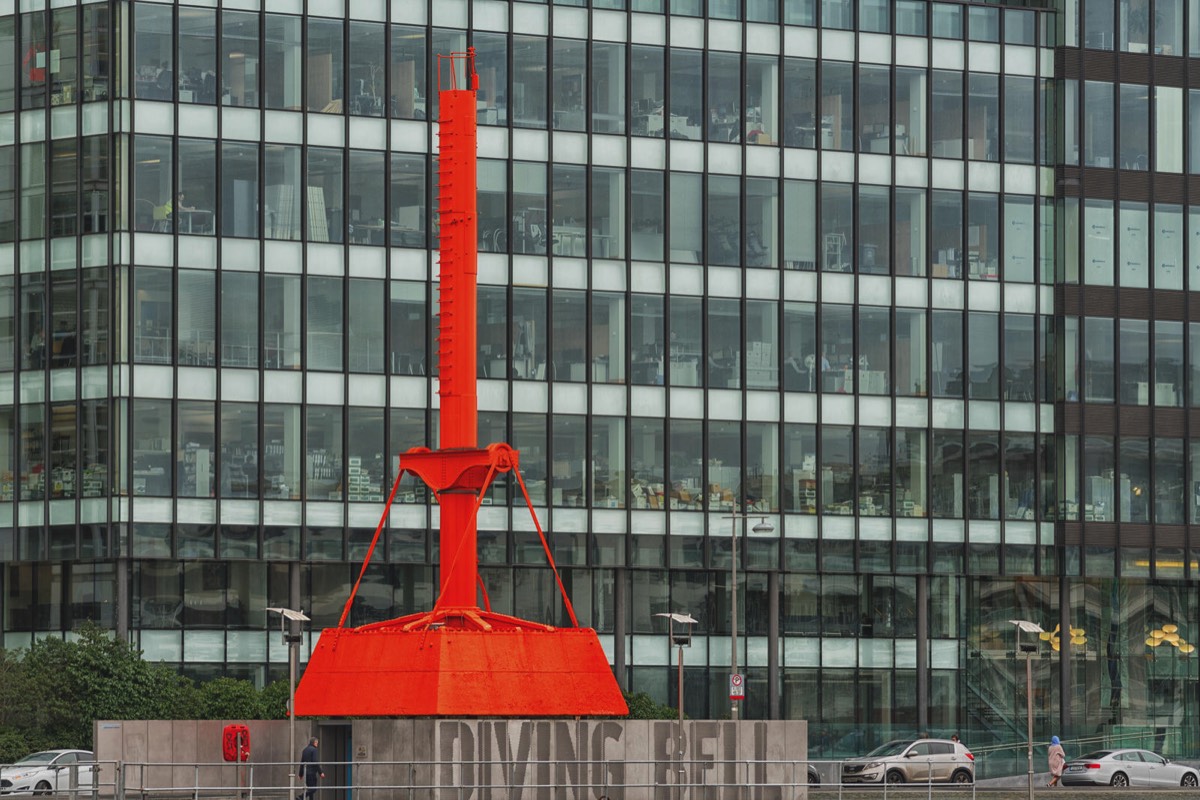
[293, 51, 628, 717]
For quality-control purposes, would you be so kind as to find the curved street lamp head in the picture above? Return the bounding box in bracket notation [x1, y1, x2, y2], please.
[1009, 619, 1044, 634]
[751, 519, 775, 534]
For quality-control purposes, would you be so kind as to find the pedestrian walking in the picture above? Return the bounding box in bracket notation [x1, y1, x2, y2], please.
[297, 737, 325, 800]
[1047, 735, 1066, 787]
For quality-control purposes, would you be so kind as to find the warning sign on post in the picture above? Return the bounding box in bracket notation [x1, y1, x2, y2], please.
[729, 673, 745, 700]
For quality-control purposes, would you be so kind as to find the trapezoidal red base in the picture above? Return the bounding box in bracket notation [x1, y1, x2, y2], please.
[293, 615, 628, 717]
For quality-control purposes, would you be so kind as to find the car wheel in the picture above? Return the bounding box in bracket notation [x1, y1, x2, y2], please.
[34, 781, 52, 796]
[886, 770, 906, 785]
[808, 769, 821, 786]
[1110, 772, 1129, 788]
[950, 770, 973, 785]
[1182, 773, 1198, 788]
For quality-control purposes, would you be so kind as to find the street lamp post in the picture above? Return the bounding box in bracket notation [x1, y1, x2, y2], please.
[268, 607, 310, 799]
[656, 612, 697, 800]
[722, 513, 774, 719]
[1009, 619, 1043, 800]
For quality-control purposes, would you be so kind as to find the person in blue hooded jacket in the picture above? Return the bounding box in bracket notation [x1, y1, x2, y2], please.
[1047, 735, 1066, 787]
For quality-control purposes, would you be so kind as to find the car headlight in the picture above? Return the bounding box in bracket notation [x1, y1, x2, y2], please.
[863, 762, 883, 770]
[7, 772, 32, 781]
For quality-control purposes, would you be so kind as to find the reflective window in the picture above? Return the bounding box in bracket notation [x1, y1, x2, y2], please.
[264, 274, 301, 370]
[0, 18, 14, 111]
[822, 183, 853, 272]
[932, 3, 963, 38]
[307, 148, 344, 243]
[264, 14, 302, 110]
[1083, 199, 1114, 285]
[1155, 321, 1184, 407]
[133, 5, 172, 101]
[1004, 314, 1036, 402]
[968, 312, 1000, 400]
[221, 272, 257, 369]
[783, 58, 817, 149]
[553, 39, 586, 133]
[348, 150, 385, 246]
[593, 42, 625, 135]
[784, 180, 816, 270]
[133, 268, 171, 365]
[475, 32, 508, 126]
[1084, 316, 1116, 403]
[132, 399, 172, 497]
[821, 61, 854, 151]
[859, 428, 892, 515]
[821, 304, 854, 388]
[967, 74, 999, 162]
[670, 296, 702, 387]
[347, 21, 384, 117]
[1156, 439, 1185, 524]
[390, 153, 426, 249]
[177, 270, 215, 367]
[390, 24, 426, 120]
[307, 276, 343, 372]
[932, 71, 963, 159]
[896, 309, 927, 397]
[222, 11, 258, 107]
[512, 36, 547, 129]
[1085, 0, 1115, 48]
[307, 18, 344, 114]
[178, 401, 215, 497]
[49, 7, 77, 107]
[1004, 77, 1035, 164]
[389, 281, 426, 376]
[264, 144, 301, 241]
[347, 408, 384, 502]
[967, 432, 1000, 519]
[821, 426, 854, 513]
[19, 142, 45, 240]
[348, 280, 384, 374]
[1157, 86, 1184, 173]
[1084, 81, 1115, 168]
[221, 142, 259, 239]
[178, 7, 216, 104]
[708, 299, 741, 389]
[967, 193, 999, 281]
[968, 6, 1000, 41]
[305, 406, 343, 501]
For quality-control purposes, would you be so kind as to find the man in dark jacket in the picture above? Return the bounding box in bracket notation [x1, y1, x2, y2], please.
[297, 737, 324, 800]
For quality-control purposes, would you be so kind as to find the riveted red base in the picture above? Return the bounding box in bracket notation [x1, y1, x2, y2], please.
[294, 621, 628, 717]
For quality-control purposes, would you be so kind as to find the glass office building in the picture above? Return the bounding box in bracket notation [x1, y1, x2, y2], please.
[4, 0, 1200, 762]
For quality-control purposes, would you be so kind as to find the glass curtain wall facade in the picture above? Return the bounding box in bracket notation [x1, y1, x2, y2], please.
[2, 0, 1200, 767]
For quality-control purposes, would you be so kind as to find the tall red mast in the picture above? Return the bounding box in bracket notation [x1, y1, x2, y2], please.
[294, 51, 628, 718]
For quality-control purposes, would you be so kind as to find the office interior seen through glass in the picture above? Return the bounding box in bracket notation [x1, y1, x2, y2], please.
[8, 0, 1200, 773]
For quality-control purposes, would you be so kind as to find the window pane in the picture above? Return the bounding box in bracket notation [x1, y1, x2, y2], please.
[389, 25, 427, 120]
[178, 8, 217, 104]
[347, 21, 384, 117]
[348, 150, 385, 245]
[307, 148, 344, 243]
[264, 144, 301, 240]
[178, 138, 215, 235]
[512, 36, 547, 128]
[222, 11, 258, 107]
[177, 270, 215, 367]
[307, 19, 344, 114]
[264, 14, 302, 110]
[221, 142, 259, 238]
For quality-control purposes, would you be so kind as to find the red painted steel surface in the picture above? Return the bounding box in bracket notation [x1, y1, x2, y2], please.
[293, 51, 627, 718]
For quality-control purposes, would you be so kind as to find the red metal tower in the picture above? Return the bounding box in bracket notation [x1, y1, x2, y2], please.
[293, 51, 628, 717]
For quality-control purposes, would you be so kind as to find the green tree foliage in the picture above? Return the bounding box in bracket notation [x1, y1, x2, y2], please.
[0, 624, 284, 759]
[623, 691, 683, 720]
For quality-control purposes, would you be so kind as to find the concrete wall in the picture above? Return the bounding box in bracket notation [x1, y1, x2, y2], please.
[96, 719, 807, 800]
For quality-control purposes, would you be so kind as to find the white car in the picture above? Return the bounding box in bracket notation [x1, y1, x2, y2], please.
[0, 750, 95, 795]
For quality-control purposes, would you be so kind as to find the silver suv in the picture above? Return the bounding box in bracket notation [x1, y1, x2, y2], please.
[841, 739, 975, 785]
